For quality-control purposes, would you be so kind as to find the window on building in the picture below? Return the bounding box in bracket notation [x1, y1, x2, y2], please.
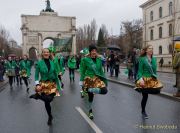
[169, 2, 173, 15]
[169, 24, 173, 36]
[159, 7, 162, 18]
[150, 29, 153, 40]
[159, 46, 162, 54]
[169, 44, 173, 54]
[159, 27, 162, 38]
[150, 11, 153, 21]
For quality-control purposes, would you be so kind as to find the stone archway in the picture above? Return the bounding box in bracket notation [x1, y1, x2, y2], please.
[21, 6, 76, 58]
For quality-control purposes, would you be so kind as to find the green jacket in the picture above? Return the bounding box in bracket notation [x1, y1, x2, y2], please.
[80, 56, 107, 85]
[173, 52, 180, 68]
[35, 59, 61, 91]
[53, 56, 65, 75]
[19, 60, 31, 77]
[137, 56, 157, 80]
[68, 57, 76, 69]
[5, 60, 17, 70]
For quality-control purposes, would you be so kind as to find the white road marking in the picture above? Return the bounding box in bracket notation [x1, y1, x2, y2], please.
[75, 106, 103, 133]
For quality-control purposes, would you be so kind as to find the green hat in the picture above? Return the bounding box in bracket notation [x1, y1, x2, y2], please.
[48, 46, 56, 53]
[80, 48, 89, 56]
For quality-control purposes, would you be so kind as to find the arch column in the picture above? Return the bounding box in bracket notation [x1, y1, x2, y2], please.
[72, 30, 76, 54]
[22, 33, 27, 55]
[38, 33, 42, 58]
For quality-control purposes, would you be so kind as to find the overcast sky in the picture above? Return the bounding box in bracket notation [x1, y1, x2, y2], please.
[0, 0, 147, 45]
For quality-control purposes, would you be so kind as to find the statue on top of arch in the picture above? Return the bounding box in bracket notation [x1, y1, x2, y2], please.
[42, 0, 54, 12]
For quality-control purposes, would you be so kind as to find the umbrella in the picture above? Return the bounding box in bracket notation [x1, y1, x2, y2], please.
[173, 36, 180, 41]
[107, 44, 120, 51]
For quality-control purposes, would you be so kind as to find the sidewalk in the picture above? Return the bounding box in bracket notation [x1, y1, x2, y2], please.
[0, 78, 8, 92]
[120, 65, 174, 73]
[106, 71, 180, 102]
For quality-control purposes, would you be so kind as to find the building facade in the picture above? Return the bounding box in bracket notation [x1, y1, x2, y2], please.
[140, 0, 180, 65]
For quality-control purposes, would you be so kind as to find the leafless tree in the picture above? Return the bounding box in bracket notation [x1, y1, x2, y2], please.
[119, 19, 143, 56]
[101, 24, 109, 40]
[0, 25, 10, 57]
[0, 25, 22, 58]
[76, 19, 98, 52]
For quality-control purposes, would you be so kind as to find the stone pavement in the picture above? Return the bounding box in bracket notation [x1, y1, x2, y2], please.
[106, 68, 180, 101]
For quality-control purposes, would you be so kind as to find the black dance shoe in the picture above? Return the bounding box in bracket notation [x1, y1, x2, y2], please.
[29, 93, 39, 100]
[26, 87, 29, 93]
[142, 112, 148, 119]
[47, 116, 53, 126]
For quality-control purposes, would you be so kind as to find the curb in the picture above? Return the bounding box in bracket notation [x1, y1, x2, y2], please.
[157, 70, 175, 74]
[120, 67, 174, 74]
[107, 78, 180, 102]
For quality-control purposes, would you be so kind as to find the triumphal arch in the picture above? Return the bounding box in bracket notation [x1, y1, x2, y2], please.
[21, 0, 76, 59]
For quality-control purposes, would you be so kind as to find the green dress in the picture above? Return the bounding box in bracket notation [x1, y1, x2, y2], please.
[137, 56, 157, 80]
[19, 60, 32, 77]
[35, 59, 61, 91]
[5, 60, 17, 76]
[80, 56, 107, 85]
[53, 56, 65, 75]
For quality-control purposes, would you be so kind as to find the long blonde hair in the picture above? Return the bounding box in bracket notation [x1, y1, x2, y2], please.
[41, 48, 50, 59]
[140, 44, 153, 57]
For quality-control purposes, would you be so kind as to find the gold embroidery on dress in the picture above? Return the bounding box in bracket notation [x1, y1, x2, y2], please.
[37, 81, 60, 96]
[136, 77, 163, 89]
[20, 70, 27, 77]
[83, 76, 106, 89]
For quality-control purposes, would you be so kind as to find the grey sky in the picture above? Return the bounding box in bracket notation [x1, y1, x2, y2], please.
[0, 0, 146, 45]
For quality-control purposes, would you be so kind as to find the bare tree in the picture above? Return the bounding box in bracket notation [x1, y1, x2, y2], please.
[0, 25, 10, 57]
[90, 19, 97, 42]
[76, 19, 98, 52]
[120, 19, 143, 56]
[101, 24, 109, 40]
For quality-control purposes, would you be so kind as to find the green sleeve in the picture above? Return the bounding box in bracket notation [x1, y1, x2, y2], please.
[137, 57, 143, 80]
[152, 57, 157, 75]
[13, 61, 17, 68]
[54, 70, 61, 91]
[67, 58, 70, 68]
[80, 58, 86, 81]
[53, 57, 60, 74]
[99, 59, 105, 77]
[99, 60, 108, 85]
[19, 61, 24, 70]
[35, 62, 40, 82]
[60, 58, 65, 75]
[28, 61, 32, 69]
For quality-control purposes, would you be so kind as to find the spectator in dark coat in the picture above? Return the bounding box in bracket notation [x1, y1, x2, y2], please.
[109, 51, 115, 77]
[0, 60, 5, 81]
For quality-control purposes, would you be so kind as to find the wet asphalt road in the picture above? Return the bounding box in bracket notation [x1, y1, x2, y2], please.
[0, 70, 180, 133]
